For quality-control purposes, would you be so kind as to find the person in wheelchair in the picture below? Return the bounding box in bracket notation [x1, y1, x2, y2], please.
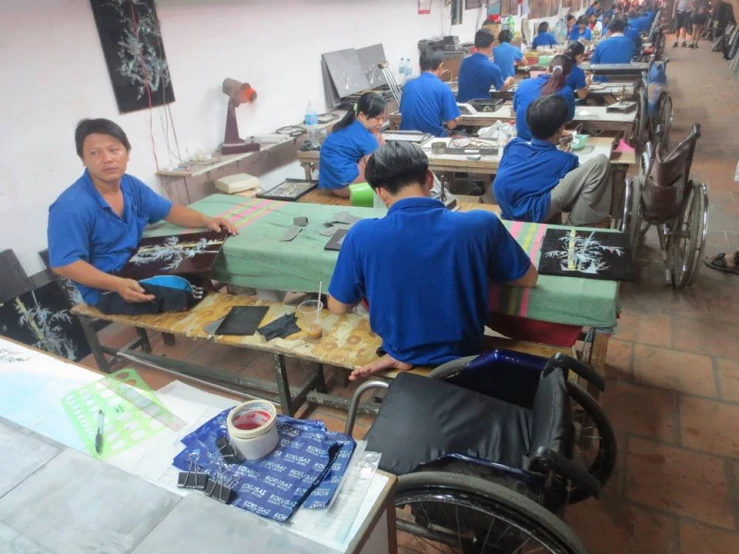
[493, 95, 612, 227]
[327, 141, 539, 381]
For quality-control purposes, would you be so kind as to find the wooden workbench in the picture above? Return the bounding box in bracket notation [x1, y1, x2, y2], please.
[389, 104, 637, 135]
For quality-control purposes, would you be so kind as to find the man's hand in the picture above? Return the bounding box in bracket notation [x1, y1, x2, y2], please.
[585, 72, 593, 86]
[115, 278, 155, 303]
[348, 353, 413, 381]
[204, 216, 238, 235]
[503, 76, 516, 90]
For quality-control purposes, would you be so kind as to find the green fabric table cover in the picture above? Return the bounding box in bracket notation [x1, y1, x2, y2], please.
[146, 195, 618, 328]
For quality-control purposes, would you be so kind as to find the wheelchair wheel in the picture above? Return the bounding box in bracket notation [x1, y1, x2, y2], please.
[655, 93, 673, 150]
[624, 177, 650, 255]
[566, 381, 617, 504]
[396, 471, 588, 554]
[666, 181, 709, 288]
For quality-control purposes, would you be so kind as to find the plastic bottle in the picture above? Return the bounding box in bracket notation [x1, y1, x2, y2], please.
[506, 120, 517, 142]
[305, 101, 318, 143]
[398, 58, 407, 84]
[404, 58, 413, 79]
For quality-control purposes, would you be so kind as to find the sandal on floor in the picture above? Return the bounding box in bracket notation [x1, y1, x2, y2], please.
[703, 252, 739, 274]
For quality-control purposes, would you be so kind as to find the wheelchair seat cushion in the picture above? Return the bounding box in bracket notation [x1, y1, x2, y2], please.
[365, 373, 534, 476]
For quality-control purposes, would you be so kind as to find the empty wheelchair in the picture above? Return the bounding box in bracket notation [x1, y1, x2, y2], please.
[621, 124, 709, 288]
[345, 351, 616, 554]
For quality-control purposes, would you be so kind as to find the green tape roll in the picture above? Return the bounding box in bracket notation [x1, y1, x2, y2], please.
[349, 182, 374, 207]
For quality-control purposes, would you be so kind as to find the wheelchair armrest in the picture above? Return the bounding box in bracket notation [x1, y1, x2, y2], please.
[532, 446, 601, 499]
[542, 353, 606, 392]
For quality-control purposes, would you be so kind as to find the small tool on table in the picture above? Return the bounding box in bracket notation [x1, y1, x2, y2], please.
[95, 410, 104, 454]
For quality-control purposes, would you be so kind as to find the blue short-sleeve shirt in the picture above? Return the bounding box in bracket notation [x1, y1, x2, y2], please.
[532, 32, 558, 49]
[328, 197, 531, 365]
[592, 34, 636, 65]
[458, 53, 505, 102]
[318, 120, 379, 190]
[47, 171, 173, 305]
[513, 74, 575, 141]
[493, 43, 524, 81]
[569, 27, 593, 41]
[565, 64, 587, 91]
[493, 138, 579, 222]
[399, 73, 461, 136]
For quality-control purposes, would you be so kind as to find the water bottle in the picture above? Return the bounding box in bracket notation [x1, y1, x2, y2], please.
[506, 120, 517, 142]
[404, 58, 413, 80]
[305, 101, 318, 144]
[398, 58, 407, 84]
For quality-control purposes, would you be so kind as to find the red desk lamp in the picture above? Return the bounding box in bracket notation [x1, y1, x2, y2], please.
[221, 78, 261, 155]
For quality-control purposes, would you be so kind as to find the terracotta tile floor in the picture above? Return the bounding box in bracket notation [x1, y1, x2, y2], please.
[82, 35, 739, 554]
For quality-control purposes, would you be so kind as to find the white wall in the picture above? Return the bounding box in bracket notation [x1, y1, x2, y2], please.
[0, 0, 573, 276]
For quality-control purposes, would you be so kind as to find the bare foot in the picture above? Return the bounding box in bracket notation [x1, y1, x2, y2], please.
[348, 354, 413, 381]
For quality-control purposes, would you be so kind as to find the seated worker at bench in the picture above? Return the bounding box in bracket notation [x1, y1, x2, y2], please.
[493, 95, 612, 227]
[593, 18, 637, 68]
[318, 92, 386, 197]
[399, 48, 461, 137]
[458, 28, 515, 102]
[327, 141, 538, 380]
[513, 54, 575, 141]
[493, 30, 524, 81]
[532, 22, 558, 49]
[47, 118, 237, 308]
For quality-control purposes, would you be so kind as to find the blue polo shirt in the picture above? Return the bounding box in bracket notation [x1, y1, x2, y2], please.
[493, 43, 524, 80]
[569, 27, 593, 41]
[638, 15, 652, 33]
[48, 171, 173, 305]
[493, 138, 579, 223]
[399, 72, 461, 136]
[532, 32, 558, 49]
[592, 34, 636, 65]
[625, 27, 642, 50]
[513, 74, 575, 141]
[458, 53, 505, 102]
[318, 120, 379, 190]
[328, 197, 531, 365]
[565, 64, 587, 91]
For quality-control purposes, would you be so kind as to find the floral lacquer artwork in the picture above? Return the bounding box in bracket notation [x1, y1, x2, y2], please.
[539, 229, 635, 281]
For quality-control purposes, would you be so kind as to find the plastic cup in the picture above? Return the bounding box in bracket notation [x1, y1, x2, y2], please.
[349, 182, 374, 207]
[298, 300, 323, 339]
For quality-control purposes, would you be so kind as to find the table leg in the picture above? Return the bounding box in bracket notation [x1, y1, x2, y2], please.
[79, 315, 110, 373]
[314, 363, 327, 393]
[301, 162, 312, 181]
[136, 328, 152, 353]
[273, 354, 294, 416]
[587, 328, 610, 399]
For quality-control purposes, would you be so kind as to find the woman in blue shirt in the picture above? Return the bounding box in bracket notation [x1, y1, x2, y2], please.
[513, 55, 576, 140]
[532, 22, 558, 49]
[493, 29, 524, 81]
[565, 41, 591, 100]
[569, 16, 593, 41]
[318, 92, 386, 197]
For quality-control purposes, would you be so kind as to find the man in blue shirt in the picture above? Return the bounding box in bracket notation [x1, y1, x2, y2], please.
[592, 18, 637, 65]
[459, 28, 515, 102]
[399, 49, 460, 136]
[585, 0, 600, 16]
[328, 142, 537, 379]
[532, 22, 558, 49]
[493, 29, 525, 81]
[493, 96, 611, 226]
[48, 119, 236, 307]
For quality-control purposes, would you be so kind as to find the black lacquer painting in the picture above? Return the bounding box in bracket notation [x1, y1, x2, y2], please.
[89, 0, 175, 113]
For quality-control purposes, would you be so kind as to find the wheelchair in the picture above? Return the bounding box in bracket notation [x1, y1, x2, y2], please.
[345, 351, 617, 554]
[634, 63, 672, 152]
[621, 124, 709, 288]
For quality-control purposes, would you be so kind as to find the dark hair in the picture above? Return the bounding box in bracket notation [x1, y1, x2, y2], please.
[75, 118, 131, 158]
[577, 15, 588, 25]
[420, 48, 445, 71]
[365, 142, 428, 194]
[628, 10, 637, 18]
[526, 95, 571, 139]
[498, 29, 513, 43]
[475, 28, 495, 49]
[566, 14, 576, 22]
[541, 54, 573, 95]
[566, 41, 586, 60]
[537, 22, 550, 34]
[332, 92, 387, 133]
[608, 18, 627, 33]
